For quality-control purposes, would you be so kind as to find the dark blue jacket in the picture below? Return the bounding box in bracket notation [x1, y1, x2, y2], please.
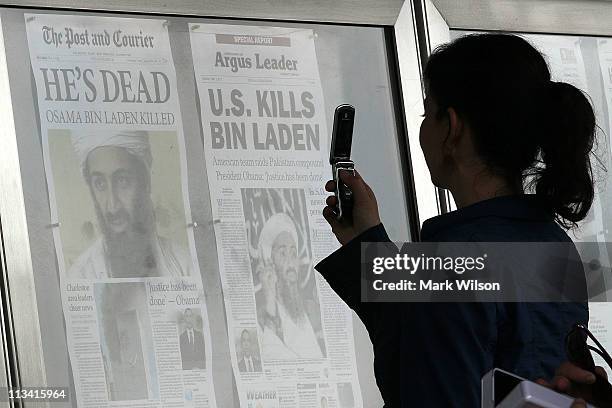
[315, 195, 589, 407]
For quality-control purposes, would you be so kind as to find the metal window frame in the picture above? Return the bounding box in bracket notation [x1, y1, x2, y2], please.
[432, 0, 612, 38]
[0, 9, 46, 406]
[0, 0, 435, 404]
[0, 0, 405, 25]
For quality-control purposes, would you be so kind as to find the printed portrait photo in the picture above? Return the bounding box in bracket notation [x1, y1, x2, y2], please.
[242, 187, 326, 361]
[95, 282, 158, 401]
[177, 307, 207, 370]
[48, 129, 192, 279]
[234, 327, 262, 373]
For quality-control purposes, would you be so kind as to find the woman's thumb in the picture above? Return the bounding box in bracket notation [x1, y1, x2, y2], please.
[338, 170, 367, 199]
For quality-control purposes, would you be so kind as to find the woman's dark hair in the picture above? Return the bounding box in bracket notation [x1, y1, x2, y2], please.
[424, 33, 597, 228]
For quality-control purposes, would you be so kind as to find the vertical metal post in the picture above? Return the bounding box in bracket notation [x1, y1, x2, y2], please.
[0, 13, 48, 408]
[384, 26, 422, 241]
[411, 0, 451, 214]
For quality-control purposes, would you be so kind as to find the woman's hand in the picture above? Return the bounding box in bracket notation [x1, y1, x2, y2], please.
[322, 170, 381, 245]
[535, 361, 609, 407]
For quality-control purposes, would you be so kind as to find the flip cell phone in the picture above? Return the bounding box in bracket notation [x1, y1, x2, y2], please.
[329, 104, 355, 220]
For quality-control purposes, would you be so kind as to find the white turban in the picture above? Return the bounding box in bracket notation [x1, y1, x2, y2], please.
[258, 213, 299, 262]
[71, 130, 152, 175]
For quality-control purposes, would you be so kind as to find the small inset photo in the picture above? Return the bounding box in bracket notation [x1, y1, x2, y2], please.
[235, 327, 262, 373]
[95, 282, 158, 401]
[177, 308, 206, 370]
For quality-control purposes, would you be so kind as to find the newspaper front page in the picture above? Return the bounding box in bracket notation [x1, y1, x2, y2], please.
[190, 24, 363, 407]
[26, 14, 216, 407]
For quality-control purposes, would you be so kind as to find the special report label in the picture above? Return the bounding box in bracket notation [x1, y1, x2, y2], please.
[360, 242, 607, 303]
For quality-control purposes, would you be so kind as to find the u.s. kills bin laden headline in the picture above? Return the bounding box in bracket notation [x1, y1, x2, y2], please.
[208, 86, 326, 186]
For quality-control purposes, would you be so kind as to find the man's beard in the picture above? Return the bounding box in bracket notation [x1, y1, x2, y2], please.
[94, 192, 158, 278]
[277, 268, 305, 323]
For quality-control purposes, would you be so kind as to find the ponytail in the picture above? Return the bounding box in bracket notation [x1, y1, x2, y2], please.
[534, 82, 596, 228]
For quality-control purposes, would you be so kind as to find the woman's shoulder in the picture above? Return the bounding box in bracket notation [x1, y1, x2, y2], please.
[421, 195, 572, 243]
[423, 216, 572, 242]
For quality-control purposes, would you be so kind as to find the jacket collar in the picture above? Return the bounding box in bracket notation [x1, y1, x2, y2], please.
[421, 194, 554, 240]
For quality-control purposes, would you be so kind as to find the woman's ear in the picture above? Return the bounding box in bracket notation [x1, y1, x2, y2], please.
[444, 106, 463, 152]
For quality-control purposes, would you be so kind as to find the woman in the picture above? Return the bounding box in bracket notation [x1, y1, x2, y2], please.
[315, 33, 596, 407]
